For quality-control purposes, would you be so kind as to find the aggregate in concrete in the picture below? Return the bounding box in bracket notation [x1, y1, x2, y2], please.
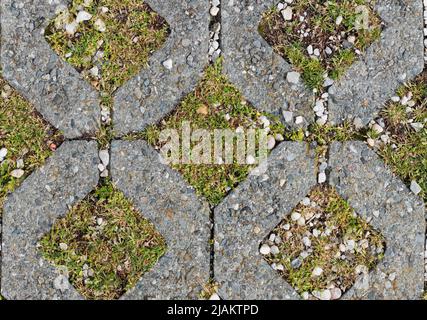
[0, 0, 101, 139]
[113, 0, 210, 136]
[329, 142, 425, 300]
[328, 0, 425, 126]
[110, 140, 211, 299]
[1, 141, 99, 300]
[221, 0, 315, 127]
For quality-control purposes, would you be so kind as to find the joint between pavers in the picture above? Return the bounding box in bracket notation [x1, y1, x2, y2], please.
[209, 0, 222, 62]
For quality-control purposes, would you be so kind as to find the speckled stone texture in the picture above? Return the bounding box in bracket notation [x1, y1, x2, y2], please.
[110, 140, 211, 299]
[1, 141, 99, 300]
[215, 142, 317, 299]
[113, 0, 210, 136]
[328, 0, 425, 126]
[214, 141, 425, 300]
[329, 142, 425, 300]
[0, 0, 100, 139]
[221, 0, 314, 127]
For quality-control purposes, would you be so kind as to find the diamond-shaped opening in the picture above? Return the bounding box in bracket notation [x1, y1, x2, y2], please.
[39, 180, 167, 300]
[45, 0, 170, 95]
[139, 61, 286, 206]
[258, 0, 383, 90]
[260, 185, 385, 300]
[0, 77, 63, 217]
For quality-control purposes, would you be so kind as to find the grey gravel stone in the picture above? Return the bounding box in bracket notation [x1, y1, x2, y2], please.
[329, 142, 425, 299]
[0, 0, 101, 139]
[0, 148, 7, 160]
[1, 141, 99, 299]
[286, 71, 300, 84]
[221, 0, 314, 127]
[110, 140, 210, 299]
[328, 0, 424, 126]
[98, 149, 109, 167]
[113, 0, 209, 136]
[215, 142, 317, 299]
[410, 180, 422, 195]
[10, 169, 25, 179]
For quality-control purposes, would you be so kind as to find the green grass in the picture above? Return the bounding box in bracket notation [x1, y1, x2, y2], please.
[262, 185, 385, 296]
[45, 0, 169, 97]
[131, 60, 285, 206]
[376, 72, 427, 203]
[39, 180, 166, 300]
[285, 44, 325, 90]
[0, 77, 63, 218]
[258, 0, 382, 90]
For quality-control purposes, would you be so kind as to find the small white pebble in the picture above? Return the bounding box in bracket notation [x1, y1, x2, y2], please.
[295, 116, 304, 125]
[65, 21, 78, 35]
[291, 212, 301, 221]
[246, 155, 256, 165]
[10, 169, 25, 178]
[281, 7, 293, 21]
[312, 266, 323, 277]
[297, 217, 306, 226]
[318, 172, 326, 184]
[162, 58, 173, 70]
[372, 123, 384, 134]
[367, 138, 375, 147]
[209, 293, 220, 300]
[0, 147, 8, 159]
[260, 244, 271, 255]
[94, 18, 106, 32]
[270, 245, 280, 255]
[410, 180, 422, 195]
[76, 11, 92, 23]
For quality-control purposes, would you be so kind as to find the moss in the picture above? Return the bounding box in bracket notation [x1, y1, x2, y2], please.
[307, 121, 364, 145]
[39, 180, 166, 300]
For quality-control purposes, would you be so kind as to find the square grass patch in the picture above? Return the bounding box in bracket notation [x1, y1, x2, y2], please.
[260, 185, 385, 300]
[133, 60, 286, 206]
[45, 0, 170, 95]
[258, 0, 382, 90]
[39, 180, 166, 300]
